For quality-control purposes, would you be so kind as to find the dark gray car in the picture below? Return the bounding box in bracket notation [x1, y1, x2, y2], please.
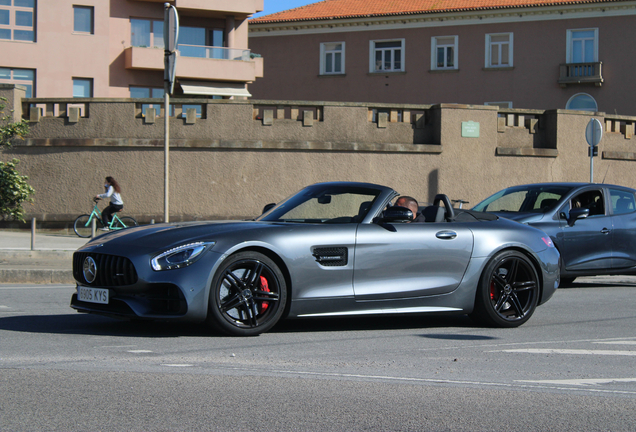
[71, 182, 559, 336]
[473, 182, 636, 285]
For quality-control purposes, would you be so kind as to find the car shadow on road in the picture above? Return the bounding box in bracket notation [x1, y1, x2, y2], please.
[559, 279, 636, 289]
[0, 314, 213, 337]
[0, 312, 478, 337]
[272, 314, 475, 334]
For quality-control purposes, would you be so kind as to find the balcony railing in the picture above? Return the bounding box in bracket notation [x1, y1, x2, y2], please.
[558, 62, 603, 87]
[177, 44, 251, 61]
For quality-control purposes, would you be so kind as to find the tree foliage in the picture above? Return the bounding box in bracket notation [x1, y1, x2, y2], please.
[0, 159, 35, 221]
[1, 97, 34, 221]
[1, 97, 29, 148]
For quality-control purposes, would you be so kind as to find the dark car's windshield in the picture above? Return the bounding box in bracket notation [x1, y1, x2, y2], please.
[473, 185, 574, 213]
[257, 185, 382, 223]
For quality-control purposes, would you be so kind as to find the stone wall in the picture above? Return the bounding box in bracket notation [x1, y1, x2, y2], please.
[1, 84, 635, 225]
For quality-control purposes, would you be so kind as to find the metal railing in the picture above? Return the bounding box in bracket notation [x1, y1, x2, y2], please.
[177, 44, 251, 61]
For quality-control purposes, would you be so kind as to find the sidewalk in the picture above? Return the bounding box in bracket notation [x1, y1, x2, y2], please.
[0, 229, 89, 284]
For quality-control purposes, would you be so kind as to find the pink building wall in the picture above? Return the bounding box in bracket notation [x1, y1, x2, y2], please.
[249, 12, 636, 115]
[1, 0, 263, 98]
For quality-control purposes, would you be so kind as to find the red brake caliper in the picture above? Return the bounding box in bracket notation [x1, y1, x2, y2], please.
[259, 276, 270, 313]
[490, 281, 496, 301]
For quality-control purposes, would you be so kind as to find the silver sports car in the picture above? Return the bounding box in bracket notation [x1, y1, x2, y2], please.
[71, 182, 560, 336]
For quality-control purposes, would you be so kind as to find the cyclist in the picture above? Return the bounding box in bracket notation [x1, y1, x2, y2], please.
[95, 176, 124, 231]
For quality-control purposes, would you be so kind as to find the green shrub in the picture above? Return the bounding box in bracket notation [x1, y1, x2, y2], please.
[1, 97, 34, 221]
[0, 159, 35, 221]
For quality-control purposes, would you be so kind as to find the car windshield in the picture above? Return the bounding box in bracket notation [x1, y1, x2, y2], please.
[472, 185, 574, 213]
[257, 185, 382, 223]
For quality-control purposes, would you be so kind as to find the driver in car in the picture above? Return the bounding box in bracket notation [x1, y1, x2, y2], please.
[395, 196, 419, 221]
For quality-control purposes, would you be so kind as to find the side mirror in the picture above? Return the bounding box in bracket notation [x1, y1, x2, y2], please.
[261, 203, 276, 214]
[567, 207, 590, 226]
[380, 206, 413, 223]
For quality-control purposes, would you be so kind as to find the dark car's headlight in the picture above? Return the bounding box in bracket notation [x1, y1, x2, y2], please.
[151, 242, 213, 271]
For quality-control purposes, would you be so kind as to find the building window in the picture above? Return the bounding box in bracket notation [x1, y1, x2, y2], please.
[567, 28, 598, 63]
[131, 86, 165, 116]
[73, 6, 94, 34]
[0, 67, 34, 97]
[209, 28, 224, 59]
[131, 18, 164, 48]
[370, 39, 404, 73]
[0, 0, 35, 42]
[431, 36, 458, 70]
[320, 42, 345, 75]
[178, 26, 207, 57]
[566, 93, 597, 111]
[486, 33, 512, 67]
[73, 77, 93, 97]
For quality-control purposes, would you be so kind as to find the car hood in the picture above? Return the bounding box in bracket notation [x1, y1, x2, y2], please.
[78, 220, 274, 255]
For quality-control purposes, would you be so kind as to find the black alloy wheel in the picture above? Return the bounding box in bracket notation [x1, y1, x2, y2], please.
[207, 251, 287, 336]
[470, 250, 540, 328]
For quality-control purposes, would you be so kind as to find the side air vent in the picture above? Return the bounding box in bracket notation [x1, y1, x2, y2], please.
[312, 247, 348, 267]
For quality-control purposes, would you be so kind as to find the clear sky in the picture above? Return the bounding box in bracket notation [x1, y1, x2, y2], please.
[252, 0, 321, 18]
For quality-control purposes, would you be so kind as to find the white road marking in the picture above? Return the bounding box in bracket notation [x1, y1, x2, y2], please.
[418, 337, 636, 352]
[97, 345, 138, 349]
[214, 366, 636, 396]
[595, 340, 636, 345]
[127, 350, 153, 353]
[517, 378, 636, 386]
[162, 364, 194, 367]
[492, 348, 636, 356]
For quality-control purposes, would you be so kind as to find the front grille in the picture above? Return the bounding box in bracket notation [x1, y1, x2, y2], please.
[73, 252, 138, 286]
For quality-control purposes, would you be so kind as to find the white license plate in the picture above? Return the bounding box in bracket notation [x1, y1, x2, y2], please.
[78, 286, 109, 304]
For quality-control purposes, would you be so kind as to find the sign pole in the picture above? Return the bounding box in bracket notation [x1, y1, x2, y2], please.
[164, 80, 170, 222]
[590, 145, 593, 183]
[585, 118, 602, 184]
[163, 3, 178, 223]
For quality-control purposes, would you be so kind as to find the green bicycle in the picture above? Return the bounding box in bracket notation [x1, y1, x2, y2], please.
[73, 198, 138, 238]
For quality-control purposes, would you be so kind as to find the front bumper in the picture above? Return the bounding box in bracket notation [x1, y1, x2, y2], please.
[537, 246, 560, 305]
[70, 249, 224, 322]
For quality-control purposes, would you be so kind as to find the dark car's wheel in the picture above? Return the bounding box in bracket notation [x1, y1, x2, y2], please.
[74, 214, 101, 238]
[207, 251, 287, 336]
[470, 250, 540, 328]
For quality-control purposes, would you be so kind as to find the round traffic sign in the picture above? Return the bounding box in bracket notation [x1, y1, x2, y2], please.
[585, 118, 603, 147]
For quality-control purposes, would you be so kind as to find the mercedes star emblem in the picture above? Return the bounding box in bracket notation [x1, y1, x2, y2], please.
[83, 256, 97, 283]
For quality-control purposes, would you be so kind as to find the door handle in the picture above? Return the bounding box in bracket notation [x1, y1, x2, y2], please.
[436, 231, 457, 240]
[600, 228, 611, 235]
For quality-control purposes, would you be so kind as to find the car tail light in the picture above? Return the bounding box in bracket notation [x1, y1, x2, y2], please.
[541, 236, 555, 248]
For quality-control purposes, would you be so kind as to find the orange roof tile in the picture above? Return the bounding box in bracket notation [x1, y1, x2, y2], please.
[251, 0, 620, 23]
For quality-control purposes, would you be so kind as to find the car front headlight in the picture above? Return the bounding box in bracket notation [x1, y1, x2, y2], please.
[151, 242, 213, 271]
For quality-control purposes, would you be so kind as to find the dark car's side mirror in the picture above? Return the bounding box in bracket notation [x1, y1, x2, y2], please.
[565, 207, 590, 226]
[261, 203, 276, 214]
[380, 206, 413, 223]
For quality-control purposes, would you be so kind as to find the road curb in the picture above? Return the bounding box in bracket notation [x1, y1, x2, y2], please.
[0, 250, 75, 260]
[0, 269, 74, 284]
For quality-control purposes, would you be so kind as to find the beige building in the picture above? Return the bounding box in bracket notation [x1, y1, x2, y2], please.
[0, 0, 264, 100]
[249, 0, 636, 115]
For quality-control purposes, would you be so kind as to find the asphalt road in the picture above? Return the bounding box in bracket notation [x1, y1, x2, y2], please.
[1, 279, 636, 431]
